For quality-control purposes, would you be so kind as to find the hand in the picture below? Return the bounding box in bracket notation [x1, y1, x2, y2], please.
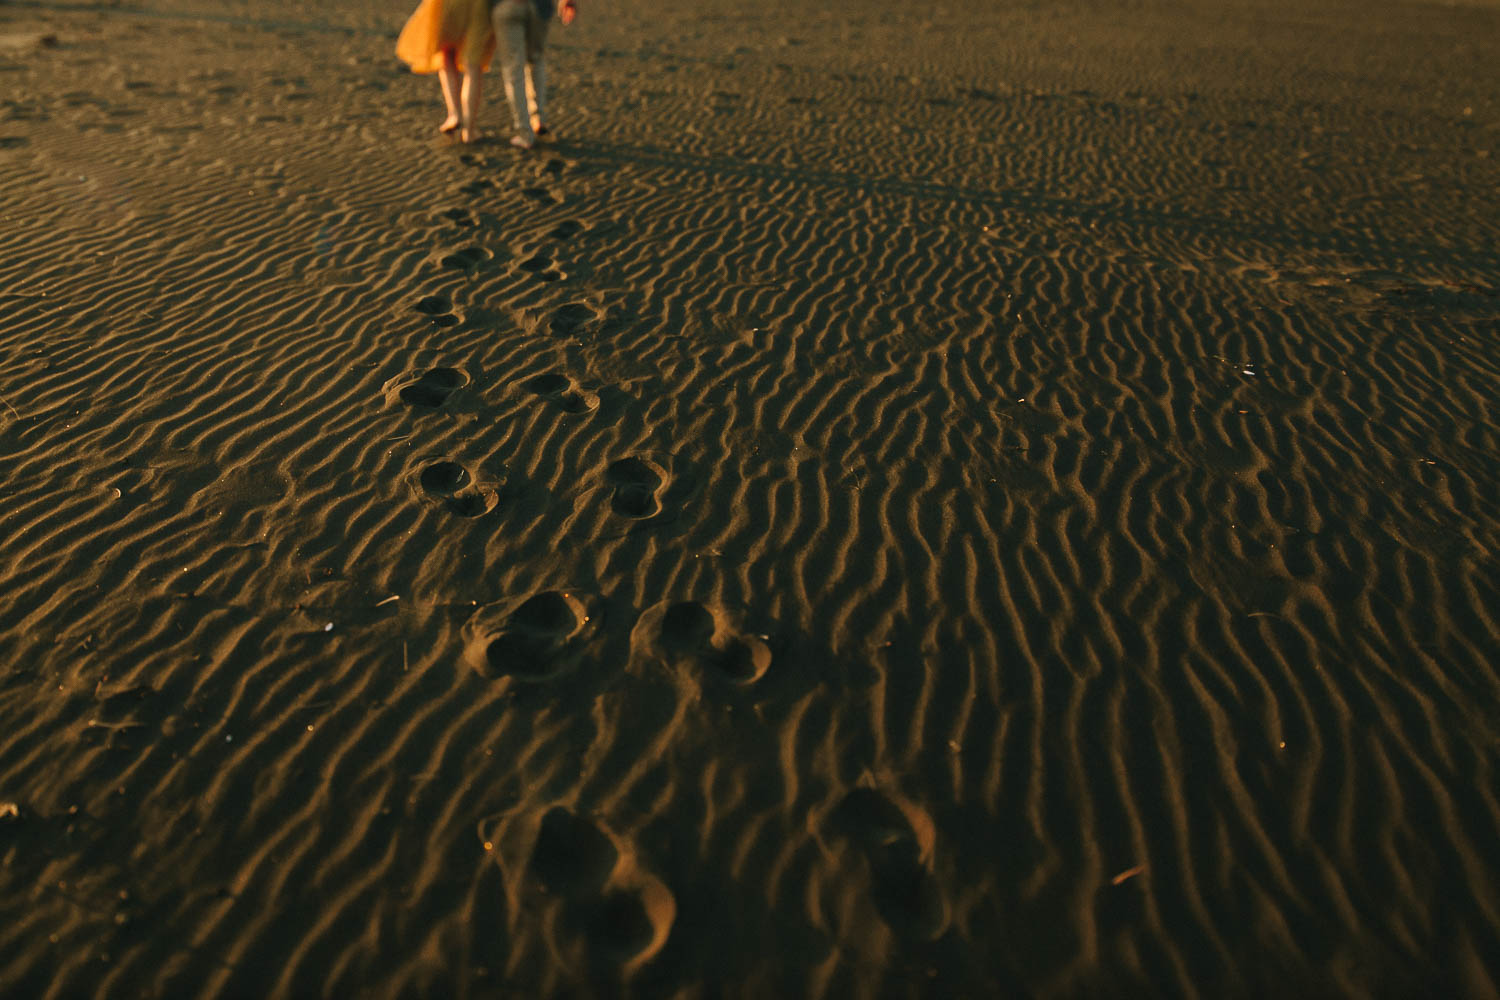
[560, 0, 577, 25]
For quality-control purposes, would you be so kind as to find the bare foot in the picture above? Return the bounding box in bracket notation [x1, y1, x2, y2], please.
[462, 126, 483, 143]
[510, 135, 534, 150]
[440, 116, 460, 135]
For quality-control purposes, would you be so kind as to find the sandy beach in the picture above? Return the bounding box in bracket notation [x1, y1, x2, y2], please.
[2, 0, 1499, 994]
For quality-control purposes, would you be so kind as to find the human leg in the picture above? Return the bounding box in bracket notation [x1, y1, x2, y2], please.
[525, 11, 552, 134]
[438, 48, 462, 133]
[460, 65, 484, 142]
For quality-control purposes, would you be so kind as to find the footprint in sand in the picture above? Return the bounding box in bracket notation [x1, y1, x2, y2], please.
[547, 219, 583, 241]
[413, 459, 501, 518]
[414, 293, 460, 327]
[526, 807, 676, 974]
[633, 599, 775, 686]
[440, 246, 492, 273]
[530, 807, 618, 897]
[465, 591, 598, 682]
[606, 457, 669, 520]
[522, 185, 557, 205]
[549, 303, 595, 336]
[419, 460, 470, 494]
[567, 455, 696, 537]
[660, 601, 773, 684]
[829, 788, 949, 941]
[522, 372, 599, 414]
[445, 489, 499, 518]
[384, 366, 470, 410]
[518, 254, 561, 282]
[438, 206, 476, 227]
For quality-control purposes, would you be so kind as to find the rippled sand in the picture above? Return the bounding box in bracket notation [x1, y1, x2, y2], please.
[2, 0, 1498, 994]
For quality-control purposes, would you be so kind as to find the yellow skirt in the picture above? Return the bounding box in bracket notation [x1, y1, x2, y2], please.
[396, 0, 496, 75]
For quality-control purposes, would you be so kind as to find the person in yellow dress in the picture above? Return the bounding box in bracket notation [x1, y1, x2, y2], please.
[395, 0, 498, 143]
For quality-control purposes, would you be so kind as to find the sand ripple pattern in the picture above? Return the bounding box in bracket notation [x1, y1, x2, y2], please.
[2, 1, 1499, 997]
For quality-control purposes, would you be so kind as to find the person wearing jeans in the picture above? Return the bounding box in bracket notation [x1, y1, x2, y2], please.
[497, 0, 577, 150]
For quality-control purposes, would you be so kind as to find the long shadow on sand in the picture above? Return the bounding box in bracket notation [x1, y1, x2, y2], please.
[551, 137, 1500, 273]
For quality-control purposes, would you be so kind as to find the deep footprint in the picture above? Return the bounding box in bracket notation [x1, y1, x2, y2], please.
[441, 246, 492, 271]
[484, 591, 587, 680]
[710, 635, 772, 684]
[656, 601, 772, 684]
[550, 303, 594, 335]
[414, 294, 459, 326]
[530, 807, 617, 897]
[523, 372, 596, 413]
[419, 461, 470, 495]
[606, 458, 665, 519]
[831, 789, 948, 940]
[446, 489, 498, 518]
[523, 372, 571, 396]
[588, 891, 656, 962]
[527, 808, 677, 971]
[660, 601, 715, 655]
[398, 367, 468, 408]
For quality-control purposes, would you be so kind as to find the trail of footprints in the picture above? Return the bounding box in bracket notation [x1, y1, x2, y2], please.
[377, 180, 947, 978]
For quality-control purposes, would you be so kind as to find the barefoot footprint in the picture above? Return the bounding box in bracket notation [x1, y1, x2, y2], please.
[518, 254, 561, 281]
[445, 490, 498, 518]
[530, 806, 618, 897]
[658, 600, 715, 655]
[467, 591, 596, 682]
[526, 807, 676, 974]
[829, 787, 949, 941]
[550, 303, 594, 336]
[633, 599, 774, 687]
[606, 458, 666, 520]
[438, 206, 476, 227]
[658, 600, 772, 684]
[384, 366, 470, 409]
[415, 459, 498, 517]
[414, 293, 460, 327]
[419, 460, 470, 494]
[440, 246, 492, 272]
[568, 455, 695, 537]
[523, 372, 599, 414]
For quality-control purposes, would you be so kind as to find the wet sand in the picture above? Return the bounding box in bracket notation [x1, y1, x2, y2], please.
[2, 0, 1499, 994]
